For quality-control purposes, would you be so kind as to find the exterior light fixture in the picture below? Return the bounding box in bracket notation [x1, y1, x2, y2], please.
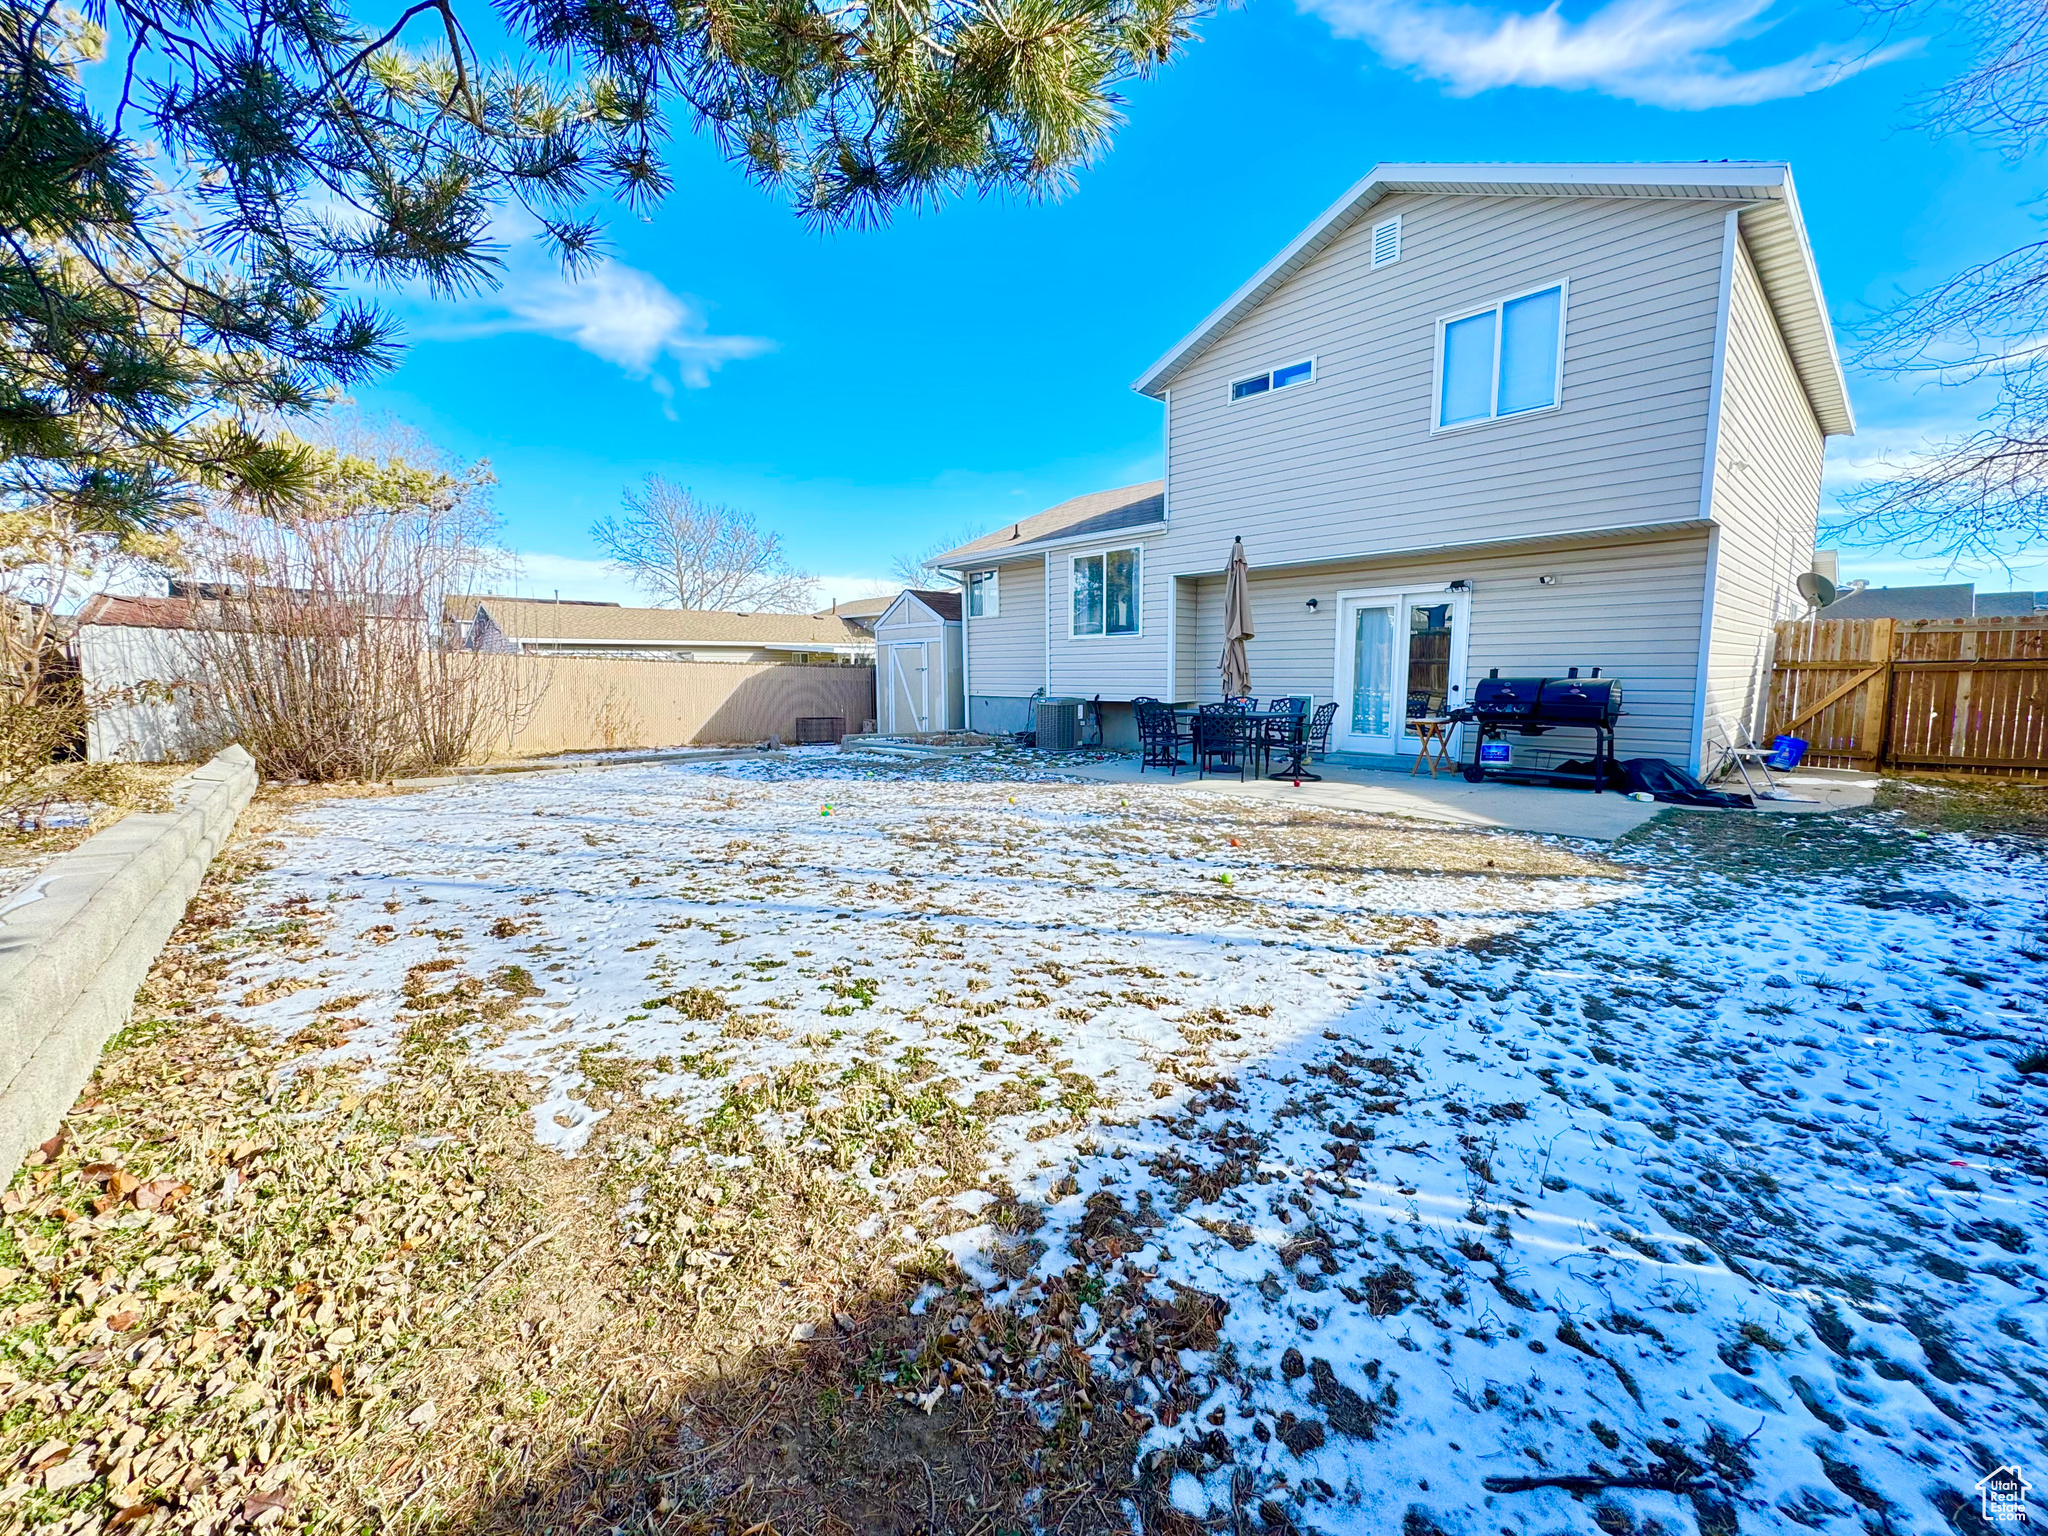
[1446, 579, 1472, 593]
[1305, 598, 1320, 611]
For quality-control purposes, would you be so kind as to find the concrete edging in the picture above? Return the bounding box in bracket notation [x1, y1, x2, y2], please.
[0, 746, 257, 1180]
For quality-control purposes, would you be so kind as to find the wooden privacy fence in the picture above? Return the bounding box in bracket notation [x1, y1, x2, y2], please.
[1765, 616, 2048, 774]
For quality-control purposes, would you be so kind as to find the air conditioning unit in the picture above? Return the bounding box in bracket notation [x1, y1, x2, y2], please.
[1035, 697, 1085, 751]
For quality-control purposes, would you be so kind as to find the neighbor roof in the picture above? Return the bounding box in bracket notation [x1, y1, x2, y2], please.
[931, 482, 1166, 568]
[815, 595, 896, 620]
[1826, 584, 1976, 621]
[462, 596, 867, 647]
[1132, 161, 1854, 437]
[78, 594, 201, 630]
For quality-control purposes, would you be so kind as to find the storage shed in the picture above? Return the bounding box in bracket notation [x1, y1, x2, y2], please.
[872, 590, 963, 734]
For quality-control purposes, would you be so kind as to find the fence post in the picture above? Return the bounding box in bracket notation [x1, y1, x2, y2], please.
[1861, 618, 1895, 769]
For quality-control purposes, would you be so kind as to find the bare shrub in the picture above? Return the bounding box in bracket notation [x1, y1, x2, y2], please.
[179, 425, 539, 781]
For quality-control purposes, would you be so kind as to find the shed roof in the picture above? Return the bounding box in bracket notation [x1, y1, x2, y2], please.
[881, 589, 963, 625]
[77, 594, 202, 630]
[932, 482, 1166, 568]
[458, 595, 867, 647]
[1132, 161, 1854, 437]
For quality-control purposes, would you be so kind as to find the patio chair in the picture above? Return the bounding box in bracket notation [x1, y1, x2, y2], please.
[1259, 696, 1310, 773]
[1134, 700, 1187, 775]
[1221, 696, 1256, 712]
[1191, 711, 1248, 781]
[1406, 691, 1439, 720]
[1305, 701, 1338, 761]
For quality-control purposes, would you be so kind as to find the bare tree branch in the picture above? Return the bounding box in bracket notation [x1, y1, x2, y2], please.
[592, 477, 817, 612]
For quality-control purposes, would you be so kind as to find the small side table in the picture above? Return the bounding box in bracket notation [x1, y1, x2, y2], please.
[1408, 718, 1456, 777]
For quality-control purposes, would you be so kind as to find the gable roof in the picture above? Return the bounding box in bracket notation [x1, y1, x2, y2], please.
[459, 595, 867, 647]
[815, 595, 897, 620]
[880, 589, 963, 625]
[78, 594, 202, 630]
[932, 482, 1166, 568]
[1132, 161, 1854, 437]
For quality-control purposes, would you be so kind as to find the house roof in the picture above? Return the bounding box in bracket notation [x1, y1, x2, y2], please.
[1826, 583, 1977, 620]
[1975, 589, 2047, 617]
[815, 595, 896, 621]
[459, 595, 867, 647]
[931, 482, 1166, 568]
[78, 594, 202, 630]
[1131, 161, 1854, 437]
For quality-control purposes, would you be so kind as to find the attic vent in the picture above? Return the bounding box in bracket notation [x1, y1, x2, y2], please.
[1371, 215, 1401, 269]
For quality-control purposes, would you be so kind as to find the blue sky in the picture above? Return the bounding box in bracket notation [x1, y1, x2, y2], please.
[352, 0, 2043, 604]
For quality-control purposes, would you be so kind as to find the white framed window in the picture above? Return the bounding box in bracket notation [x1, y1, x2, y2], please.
[1230, 356, 1316, 403]
[1071, 547, 1141, 637]
[1434, 281, 1566, 431]
[1371, 215, 1401, 268]
[967, 569, 998, 618]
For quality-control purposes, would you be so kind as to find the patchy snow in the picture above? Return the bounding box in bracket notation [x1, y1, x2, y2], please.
[215, 754, 2048, 1534]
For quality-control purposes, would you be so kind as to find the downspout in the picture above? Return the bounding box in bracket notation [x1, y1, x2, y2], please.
[1688, 208, 1740, 776]
[960, 578, 972, 733]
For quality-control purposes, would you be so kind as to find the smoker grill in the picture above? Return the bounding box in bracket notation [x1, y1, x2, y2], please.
[1450, 667, 1625, 792]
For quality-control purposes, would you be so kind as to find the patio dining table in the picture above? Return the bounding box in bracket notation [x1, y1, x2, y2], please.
[1173, 708, 1322, 782]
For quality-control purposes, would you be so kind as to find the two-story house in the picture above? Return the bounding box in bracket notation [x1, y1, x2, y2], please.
[934, 162, 1854, 772]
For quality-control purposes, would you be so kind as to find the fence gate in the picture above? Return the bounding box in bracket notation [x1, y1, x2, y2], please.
[1766, 616, 2048, 774]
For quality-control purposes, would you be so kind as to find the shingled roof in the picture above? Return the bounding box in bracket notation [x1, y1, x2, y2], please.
[453, 596, 868, 647]
[931, 482, 1165, 568]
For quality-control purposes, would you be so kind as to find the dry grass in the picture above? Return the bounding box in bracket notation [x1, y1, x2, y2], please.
[1876, 773, 2048, 841]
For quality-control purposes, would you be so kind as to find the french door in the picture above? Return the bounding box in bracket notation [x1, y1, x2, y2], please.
[1331, 588, 1470, 756]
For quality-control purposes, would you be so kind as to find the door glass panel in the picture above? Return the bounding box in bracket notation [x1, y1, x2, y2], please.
[1407, 603, 1451, 719]
[1350, 606, 1394, 737]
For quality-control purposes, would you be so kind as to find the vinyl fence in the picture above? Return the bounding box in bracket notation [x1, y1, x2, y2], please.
[484, 656, 876, 757]
[1764, 616, 2048, 775]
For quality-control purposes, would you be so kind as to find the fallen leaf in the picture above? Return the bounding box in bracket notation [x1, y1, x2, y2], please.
[37, 1128, 67, 1160]
[42, 1456, 94, 1492]
[407, 1399, 437, 1427]
[108, 1504, 157, 1529]
[106, 1310, 141, 1332]
[106, 1171, 140, 1200]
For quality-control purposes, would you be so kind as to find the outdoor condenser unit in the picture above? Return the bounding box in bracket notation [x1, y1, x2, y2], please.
[1035, 697, 1085, 751]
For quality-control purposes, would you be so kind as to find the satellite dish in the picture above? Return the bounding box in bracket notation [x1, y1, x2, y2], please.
[1797, 572, 1838, 608]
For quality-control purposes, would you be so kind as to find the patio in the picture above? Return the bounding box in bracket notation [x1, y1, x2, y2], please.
[1063, 753, 1879, 840]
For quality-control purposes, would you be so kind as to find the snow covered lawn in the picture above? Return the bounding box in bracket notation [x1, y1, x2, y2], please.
[211, 751, 2048, 1534]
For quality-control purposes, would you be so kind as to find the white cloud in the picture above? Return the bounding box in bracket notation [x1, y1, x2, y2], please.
[1301, 0, 1916, 108]
[419, 253, 773, 405]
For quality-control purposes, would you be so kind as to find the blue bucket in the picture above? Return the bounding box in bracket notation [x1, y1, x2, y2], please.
[1765, 735, 1808, 771]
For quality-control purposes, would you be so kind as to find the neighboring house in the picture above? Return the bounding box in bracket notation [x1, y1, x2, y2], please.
[448, 596, 875, 664]
[76, 595, 214, 763]
[871, 590, 964, 733]
[935, 161, 1855, 771]
[1825, 583, 2047, 619]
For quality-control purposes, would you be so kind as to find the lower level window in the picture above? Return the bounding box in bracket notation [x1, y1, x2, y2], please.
[1073, 547, 1140, 636]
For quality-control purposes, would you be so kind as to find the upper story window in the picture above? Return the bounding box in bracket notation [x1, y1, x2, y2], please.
[1371, 215, 1401, 268]
[1072, 547, 1141, 637]
[1436, 283, 1566, 430]
[1230, 357, 1315, 403]
[967, 570, 998, 618]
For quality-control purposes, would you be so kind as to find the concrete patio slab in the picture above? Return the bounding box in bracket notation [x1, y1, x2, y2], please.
[1056, 757, 1665, 839]
[1053, 758, 1882, 840]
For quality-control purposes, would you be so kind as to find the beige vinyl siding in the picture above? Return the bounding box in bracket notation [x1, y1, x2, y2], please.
[1172, 576, 1202, 699]
[1156, 193, 1729, 577]
[963, 558, 1046, 697]
[1702, 235, 1827, 748]
[1046, 536, 1170, 700]
[1182, 529, 1711, 763]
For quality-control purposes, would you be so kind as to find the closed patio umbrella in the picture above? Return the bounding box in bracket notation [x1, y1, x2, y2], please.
[1220, 536, 1254, 698]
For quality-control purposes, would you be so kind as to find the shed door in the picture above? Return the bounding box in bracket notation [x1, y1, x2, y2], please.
[885, 641, 931, 733]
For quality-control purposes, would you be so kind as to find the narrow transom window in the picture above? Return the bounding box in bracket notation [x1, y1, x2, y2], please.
[1229, 357, 1316, 402]
[1371, 215, 1401, 268]
[1437, 283, 1565, 429]
[1072, 548, 1141, 637]
[967, 570, 998, 618]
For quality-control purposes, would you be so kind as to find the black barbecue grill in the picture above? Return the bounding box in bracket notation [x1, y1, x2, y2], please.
[1450, 667, 1624, 792]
